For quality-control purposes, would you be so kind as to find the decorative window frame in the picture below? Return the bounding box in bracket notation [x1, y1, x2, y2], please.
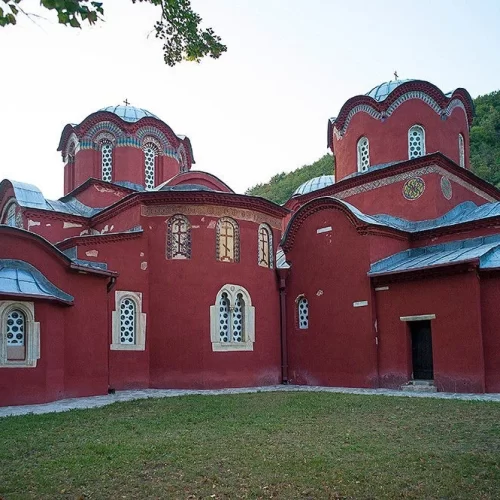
[99, 139, 114, 182]
[296, 294, 309, 330]
[216, 217, 240, 263]
[458, 133, 465, 168]
[166, 214, 192, 259]
[111, 291, 146, 351]
[357, 136, 370, 172]
[258, 223, 274, 269]
[0, 301, 40, 368]
[408, 125, 426, 159]
[210, 284, 255, 352]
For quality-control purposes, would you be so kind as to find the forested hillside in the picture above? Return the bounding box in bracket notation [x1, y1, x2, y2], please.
[246, 90, 500, 204]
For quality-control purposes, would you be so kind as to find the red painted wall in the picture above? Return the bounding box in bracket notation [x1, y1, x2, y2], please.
[479, 274, 500, 392]
[72, 183, 130, 209]
[374, 271, 485, 393]
[285, 208, 378, 387]
[333, 100, 469, 181]
[0, 230, 110, 405]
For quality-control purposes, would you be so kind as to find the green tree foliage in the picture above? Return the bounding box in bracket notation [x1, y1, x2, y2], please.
[246, 154, 334, 205]
[0, 0, 226, 66]
[470, 91, 500, 186]
[247, 90, 500, 204]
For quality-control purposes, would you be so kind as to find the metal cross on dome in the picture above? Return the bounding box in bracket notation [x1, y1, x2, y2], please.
[394, 71, 399, 81]
[123, 98, 130, 106]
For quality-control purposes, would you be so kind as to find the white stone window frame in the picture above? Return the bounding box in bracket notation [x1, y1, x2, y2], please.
[408, 125, 426, 159]
[111, 291, 147, 351]
[458, 133, 465, 168]
[0, 301, 40, 368]
[357, 136, 370, 172]
[210, 284, 255, 352]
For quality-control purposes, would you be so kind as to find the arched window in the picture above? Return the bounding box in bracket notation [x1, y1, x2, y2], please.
[167, 215, 191, 259]
[357, 137, 370, 172]
[258, 224, 273, 268]
[458, 134, 465, 168]
[1, 201, 22, 228]
[0, 301, 40, 367]
[297, 296, 309, 330]
[144, 144, 158, 190]
[210, 285, 255, 351]
[216, 217, 240, 263]
[111, 291, 146, 351]
[408, 125, 425, 159]
[119, 297, 136, 345]
[101, 141, 113, 182]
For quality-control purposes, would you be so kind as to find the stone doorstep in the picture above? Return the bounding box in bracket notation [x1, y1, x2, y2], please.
[401, 380, 437, 392]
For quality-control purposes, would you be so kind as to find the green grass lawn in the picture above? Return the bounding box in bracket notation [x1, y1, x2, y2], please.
[1, 392, 499, 499]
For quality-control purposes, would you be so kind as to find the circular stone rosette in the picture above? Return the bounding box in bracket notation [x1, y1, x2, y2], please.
[403, 177, 425, 201]
[441, 176, 452, 200]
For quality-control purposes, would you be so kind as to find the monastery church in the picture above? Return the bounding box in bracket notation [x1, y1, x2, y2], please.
[2, 78, 500, 407]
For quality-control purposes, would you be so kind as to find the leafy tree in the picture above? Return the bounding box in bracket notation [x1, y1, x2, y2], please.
[246, 154, 334, 205]
[0, 0, 226, 66]
[470, 91, 500, 186]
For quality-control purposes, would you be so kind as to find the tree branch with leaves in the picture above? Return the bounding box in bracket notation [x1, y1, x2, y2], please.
[0, 0, 226, 66]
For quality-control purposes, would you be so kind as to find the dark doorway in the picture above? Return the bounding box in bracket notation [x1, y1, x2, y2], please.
[409, 320, 433, 380]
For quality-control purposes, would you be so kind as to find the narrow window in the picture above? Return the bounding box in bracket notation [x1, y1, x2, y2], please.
[232, 293, 245, 342]
[298, 296, 309, 330]
[3, 203, 16, 227]
[119, 298, 136, 345]
[144, 144, 157, 190]
[101, 142, 113, 182]
[216, 218, 240, 263]
[408, 125, 425, 159]
[6, 309, 25, 360]
[458, 134, 465, 168]
[219, 292, 230, 343]
[258, 224, 273, 268]
[357, 137, 370, 172]
[167, 215, 191, 259]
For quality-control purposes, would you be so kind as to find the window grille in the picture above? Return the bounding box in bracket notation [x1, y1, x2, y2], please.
[6, 309, 25, 346]
[357, 137, 370, 172]
[459, 134, 465, 168]
[119, 298, 136, 344]
[219, 292, 230, 343]
[298, 297, 309, 329]
[101, 142, 113, 182]
[210, 285, 255, 351]
[5, 203, 16, 227]
[408, 126, 425, 159]
[144, 145, 156, 190]
[167, 215, 191, 259]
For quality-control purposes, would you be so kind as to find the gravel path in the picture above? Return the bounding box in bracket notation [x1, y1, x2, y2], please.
[2, 385, 500, 418]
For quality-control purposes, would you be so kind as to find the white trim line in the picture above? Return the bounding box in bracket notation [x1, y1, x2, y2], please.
[400, 314, 436, 322]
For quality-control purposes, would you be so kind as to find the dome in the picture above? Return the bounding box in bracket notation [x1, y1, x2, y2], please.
[365, 79, 414, 102]
[99, 105, 159, 123]
[293, 175, 335, 196]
